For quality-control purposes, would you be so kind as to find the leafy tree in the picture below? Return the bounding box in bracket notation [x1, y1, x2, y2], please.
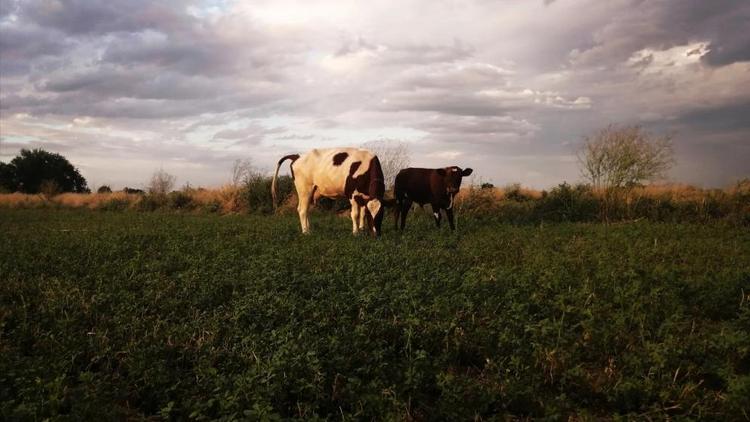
[361, 139, 411, 190]
[97, 185, 113, 193]
[578, 124, 674, 220]
[147, 169, 176, 195]
[230, 158, 258, 187]
[1, 148, 89, 193]
[0, 162, 17, 192]
[578, 124, 674, 190]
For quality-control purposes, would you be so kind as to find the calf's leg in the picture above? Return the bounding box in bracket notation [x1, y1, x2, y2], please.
[446, 207, 456, 230]
[399, 199, 413, 230]
[431, 204, 442, 228]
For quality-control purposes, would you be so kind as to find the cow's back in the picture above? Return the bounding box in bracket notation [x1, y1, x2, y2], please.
[295, 148, 382, 199]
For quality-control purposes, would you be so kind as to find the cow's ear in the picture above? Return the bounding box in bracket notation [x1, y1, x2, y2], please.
[437, 168, 446, 176]
[462, 168, 473, 176]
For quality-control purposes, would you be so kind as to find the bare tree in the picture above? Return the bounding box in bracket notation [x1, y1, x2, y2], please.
[230, 158, 256, 187]
[578, 124, 674, 190]
[148, 168, 176, 195]
[361, 139, 411, 190]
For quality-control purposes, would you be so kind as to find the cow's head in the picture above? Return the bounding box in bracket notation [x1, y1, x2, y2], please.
[437, 166, 473, 195]
[365, 198, 384, 236]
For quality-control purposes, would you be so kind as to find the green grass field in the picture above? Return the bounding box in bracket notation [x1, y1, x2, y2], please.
[1, 209, 749, 420]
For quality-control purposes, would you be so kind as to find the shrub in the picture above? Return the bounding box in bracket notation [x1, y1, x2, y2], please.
[493, 200, 537, 223]
[136, 194, 166, 212]
[535, 183, 599, 222]
[503, 183, 533, 202]
[203, 199, 223, 213]
[99, 197, 131, 211]
[147, 169, 176, 195]
[168, 191, 195, 210]
[245, 175, 293, 214]
[39, 179, 61, 198]
[456, 185, 499, 215]
[97, 185, 112, 194]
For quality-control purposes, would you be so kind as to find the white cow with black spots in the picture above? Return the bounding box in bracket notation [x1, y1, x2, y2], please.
[271, 148, 386, 236]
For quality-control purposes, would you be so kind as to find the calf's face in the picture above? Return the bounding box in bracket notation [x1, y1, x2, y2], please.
[437, 167, 473, 194]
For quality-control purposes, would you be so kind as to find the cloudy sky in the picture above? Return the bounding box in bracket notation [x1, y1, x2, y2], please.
[1, 0, 749, 189]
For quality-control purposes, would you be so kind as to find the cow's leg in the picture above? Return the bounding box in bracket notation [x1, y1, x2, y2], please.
[446, 207, 456, 230]
[399, 199, 412, 230]
[359, 205, 367, 232]
[431, 204, 442, 228]
[296, 182, 314, 234]
[350, 198, 361, 234]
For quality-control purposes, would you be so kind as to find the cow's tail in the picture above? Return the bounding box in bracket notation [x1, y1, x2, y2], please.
[271, 154, 300, 211]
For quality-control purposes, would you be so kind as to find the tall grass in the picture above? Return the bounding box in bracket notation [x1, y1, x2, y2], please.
[456, 180, 750, 224]
[1, 179, 748, 224]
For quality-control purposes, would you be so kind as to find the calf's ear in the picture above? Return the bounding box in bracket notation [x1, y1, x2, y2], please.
[437, 168, 447, 176]
[462, 168, 473, 176]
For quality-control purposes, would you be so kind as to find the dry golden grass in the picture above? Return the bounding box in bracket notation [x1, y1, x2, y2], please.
[0, 193, 47, 208]
[501, 186, 544, 200]
[0, 180, 746, 214]
[66, 192, 144, 209]
[622, 184, 713, 202]
[455, 185, 542, 203]
[186, 185, 245, 213]
[51, 192, 141, 209]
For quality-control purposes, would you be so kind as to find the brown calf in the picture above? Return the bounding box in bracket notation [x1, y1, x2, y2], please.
[393, 166, 473, 230]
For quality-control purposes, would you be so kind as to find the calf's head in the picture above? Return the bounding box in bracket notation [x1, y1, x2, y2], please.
[437, 166, 473, 195]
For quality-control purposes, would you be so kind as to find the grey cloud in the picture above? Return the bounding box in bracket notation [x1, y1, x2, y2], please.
[312, 119, 339, 129]
[0, 0, 18, 19]
[419, 115, 538, 136]
[570, 0, 750, 68]
[378, 90, 515, 116]
[0, 22, 70, 75]
[334, 37, 473, 67]
[334, 37, 378, 57]
[213, 125, 287, 145]
[275, 133, 316, 141]
[382, 40, 474, 65]
[2, 87, 283, 119]
[41, 66, 234, 100]
[702, 30, 750, 67]
[391, 62, 510, 91]
[18, 0, 193, 36]
[100, 30, 280, 78]
[677, 101, 750, 132]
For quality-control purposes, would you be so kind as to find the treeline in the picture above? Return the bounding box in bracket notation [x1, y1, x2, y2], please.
[1, 176, 748, 225]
